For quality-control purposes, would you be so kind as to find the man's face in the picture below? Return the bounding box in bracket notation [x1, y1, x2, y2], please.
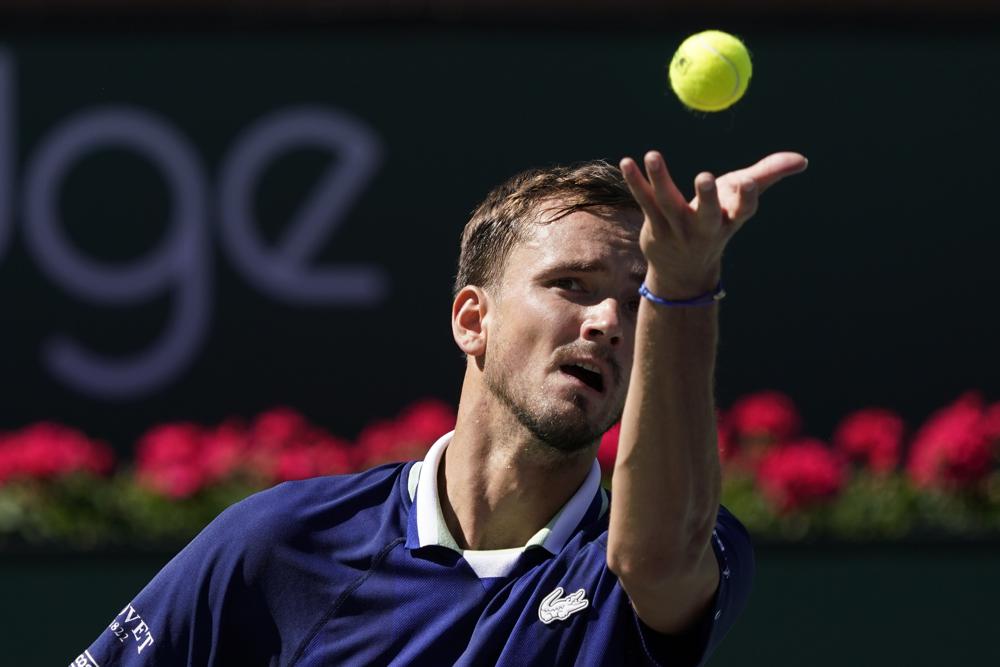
[482, 206, 645, 454]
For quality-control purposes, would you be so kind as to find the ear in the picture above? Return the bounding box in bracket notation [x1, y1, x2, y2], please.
[452, 286, 489, 356]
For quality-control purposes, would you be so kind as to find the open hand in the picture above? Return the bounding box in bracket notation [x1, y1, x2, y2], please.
[620, 150, 808, 298]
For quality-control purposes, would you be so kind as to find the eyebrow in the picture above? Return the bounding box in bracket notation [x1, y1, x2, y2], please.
[543, 259, 646, 286]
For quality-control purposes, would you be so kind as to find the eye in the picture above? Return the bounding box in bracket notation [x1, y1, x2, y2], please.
[551, 277, 585, 291]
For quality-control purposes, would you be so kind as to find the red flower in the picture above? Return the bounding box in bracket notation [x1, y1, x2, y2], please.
[906, 392, 997, 490]
[0, 423, 114, 483]
[273, 438, 354, 483]
[716, 409, 735, 463]
[135, 410, 358, 495]
[246, 408, 359, 481]
[756, 439, 845, 512]
[727, 391, 802, 442]
[310, 436, 355, 476]
[597, 423, 620, 475]
[983, 401, 1000, 443]
[356, 400, 456, 469]
[251, 407, 310, 452]
[135, 423, 207, 498]
[135, 424, 202, 469]
[142, 462, 205, 499]
[201, 420, 250, 483]
[273, 446, 317, 482]
[355, 420, 402, 469]
[833, 408, 905, 474]
[397, 400, 457, 444]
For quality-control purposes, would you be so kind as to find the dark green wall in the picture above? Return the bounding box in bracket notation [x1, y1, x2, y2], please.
[0, 27, 997, 450]
[713, 543, 1000, 665]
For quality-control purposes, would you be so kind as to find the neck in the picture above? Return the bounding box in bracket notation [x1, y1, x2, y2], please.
[439, 375, 596, 551]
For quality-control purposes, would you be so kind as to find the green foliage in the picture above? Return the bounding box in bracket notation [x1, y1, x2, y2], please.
[720, 467, 1000, 543]
[825, 473, 918, 540]
[0, 473, 263, 550]
[3, 465, 1000, 551]
[113, 476, 262, 547]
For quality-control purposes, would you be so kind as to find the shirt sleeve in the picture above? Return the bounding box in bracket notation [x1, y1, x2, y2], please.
[69, 496, 279, 667]
[633, 504, 756, 667]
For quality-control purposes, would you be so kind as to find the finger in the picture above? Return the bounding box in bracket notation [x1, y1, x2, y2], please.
[726, 177, 759, 225]
[643, 151, 690, 224]
[694, 172, 722, 224]
[619, 157, 661, 220]
[731, 152, 808, 194]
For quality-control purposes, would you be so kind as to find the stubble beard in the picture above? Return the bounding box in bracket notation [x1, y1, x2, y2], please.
[484, 356, 623, 456]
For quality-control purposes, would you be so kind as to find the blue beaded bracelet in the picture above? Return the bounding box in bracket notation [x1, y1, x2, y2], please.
[638, 280, 726, 307]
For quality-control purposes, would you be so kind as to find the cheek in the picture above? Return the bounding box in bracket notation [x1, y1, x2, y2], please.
[491, 289, 587, 365]
[517, 292, 579, 338]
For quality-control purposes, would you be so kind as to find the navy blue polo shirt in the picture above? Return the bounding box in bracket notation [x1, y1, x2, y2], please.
[73, 432, 754, 666]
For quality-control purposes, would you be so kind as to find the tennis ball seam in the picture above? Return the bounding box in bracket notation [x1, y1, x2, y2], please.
[696, 42, 742, 104]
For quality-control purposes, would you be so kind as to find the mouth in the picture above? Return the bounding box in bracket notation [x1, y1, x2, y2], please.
[559, 362, 605, 394]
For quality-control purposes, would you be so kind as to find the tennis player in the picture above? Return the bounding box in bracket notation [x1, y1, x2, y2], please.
[74, 149, 807, 666]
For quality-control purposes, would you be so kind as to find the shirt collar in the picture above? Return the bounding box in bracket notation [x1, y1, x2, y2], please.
[406, 430, 603, 556]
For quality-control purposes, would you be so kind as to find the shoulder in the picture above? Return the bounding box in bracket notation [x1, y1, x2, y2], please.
[75, 464, 414, 666]
[228, 462, 411, 525]
[196, 462, 413, 569]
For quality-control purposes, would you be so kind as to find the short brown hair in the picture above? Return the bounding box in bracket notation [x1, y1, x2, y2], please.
[454, 160, 639, 295]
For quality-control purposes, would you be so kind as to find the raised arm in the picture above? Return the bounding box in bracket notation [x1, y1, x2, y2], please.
[607, 149, 807, 634]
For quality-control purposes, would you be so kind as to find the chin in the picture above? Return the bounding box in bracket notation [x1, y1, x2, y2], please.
[530, 403, 616, 454]
[562, 390, 618, 423]
[487, 370, 617, 453]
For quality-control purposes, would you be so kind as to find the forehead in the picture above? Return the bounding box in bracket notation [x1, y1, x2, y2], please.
[506, 206, 646, 280]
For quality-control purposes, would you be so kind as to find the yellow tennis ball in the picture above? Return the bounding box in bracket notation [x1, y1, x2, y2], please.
[669, 30, 752, 112]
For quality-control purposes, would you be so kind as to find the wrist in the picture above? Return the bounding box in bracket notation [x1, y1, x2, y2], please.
[644, 266, 721, 301]
[639, 280, 724, 307]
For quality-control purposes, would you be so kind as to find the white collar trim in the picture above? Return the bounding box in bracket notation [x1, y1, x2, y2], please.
[408, 431, 603, 577]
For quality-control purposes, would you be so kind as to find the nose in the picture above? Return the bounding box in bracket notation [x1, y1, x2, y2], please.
[582, 298, 623, 346]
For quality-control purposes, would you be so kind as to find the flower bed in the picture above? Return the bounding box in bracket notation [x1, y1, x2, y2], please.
[601, 391, 1000, 541]
[1, 393, 998, 549]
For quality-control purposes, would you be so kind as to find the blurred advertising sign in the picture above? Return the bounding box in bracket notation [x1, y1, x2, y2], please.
[0, 51, 389, 400]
